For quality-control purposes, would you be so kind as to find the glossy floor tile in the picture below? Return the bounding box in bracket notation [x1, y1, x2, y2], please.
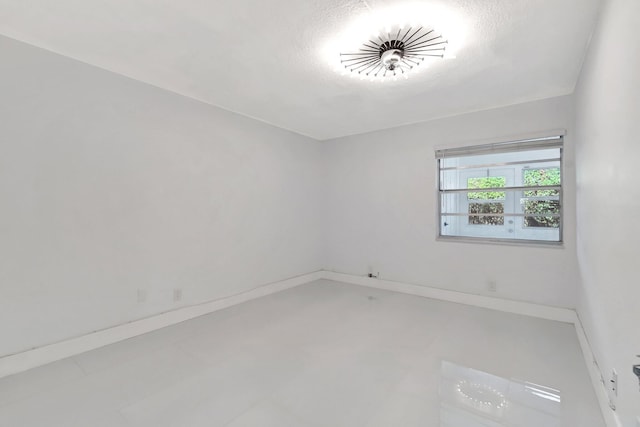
[0, 280, 604, 426]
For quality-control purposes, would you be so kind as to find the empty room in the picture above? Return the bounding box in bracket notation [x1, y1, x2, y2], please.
[0, 0, 638, 426]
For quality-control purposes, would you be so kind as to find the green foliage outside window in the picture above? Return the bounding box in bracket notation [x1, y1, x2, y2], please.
[523, 168, 560, 197]
[469, 202, 505, 225]
[467, 177, 506, 225]
[522, 168, 561, 228]
[467, 177, 506, 200]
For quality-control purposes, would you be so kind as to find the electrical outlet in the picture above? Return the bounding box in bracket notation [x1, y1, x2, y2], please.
[367, 265, 378, 279]
[173, 289, 182, 302]
[137, 289, 146, 303]
[487, 280, 497, 292]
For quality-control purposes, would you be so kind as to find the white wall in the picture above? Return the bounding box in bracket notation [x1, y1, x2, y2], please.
[0, 36, 324, 357]
[324, 95, 579, 308]
[574, 0, 640, 424]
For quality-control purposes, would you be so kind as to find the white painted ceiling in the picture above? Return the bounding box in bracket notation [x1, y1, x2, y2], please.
[0, 0, 601, 140]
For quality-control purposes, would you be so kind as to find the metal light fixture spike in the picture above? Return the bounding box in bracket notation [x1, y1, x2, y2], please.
[400, 27, 412, 43]
[404, 27, 422, 45]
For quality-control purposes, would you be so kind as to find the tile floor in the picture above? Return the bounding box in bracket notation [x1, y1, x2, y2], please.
[0, 280, 604, 426]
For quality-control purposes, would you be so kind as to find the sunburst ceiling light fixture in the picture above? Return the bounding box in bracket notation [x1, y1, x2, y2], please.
[324, 3, 467, 83]
[340, 25, 447, 80]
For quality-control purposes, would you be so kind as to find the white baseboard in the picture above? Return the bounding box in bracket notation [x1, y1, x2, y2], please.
[574, 314, 622, 427]
[0, 270, 323, 379]
[321, 270, 619, 427]
[321, 271, 576, 323]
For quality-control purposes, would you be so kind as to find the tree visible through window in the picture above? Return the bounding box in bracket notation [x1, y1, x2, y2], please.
[522, 168, 560, 228]
[467, 177, 506, 225]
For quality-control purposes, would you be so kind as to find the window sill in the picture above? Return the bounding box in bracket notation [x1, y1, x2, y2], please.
[436, 235, 565, 249]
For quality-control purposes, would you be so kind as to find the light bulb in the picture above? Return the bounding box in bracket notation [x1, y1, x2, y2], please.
[380, 49, 403, 71]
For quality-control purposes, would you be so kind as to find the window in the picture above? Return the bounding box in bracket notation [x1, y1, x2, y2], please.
[436, 135, 563, 244]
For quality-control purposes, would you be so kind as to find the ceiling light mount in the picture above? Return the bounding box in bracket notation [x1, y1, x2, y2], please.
[339, 26, 447, 80]
[379, 42, 405, 71]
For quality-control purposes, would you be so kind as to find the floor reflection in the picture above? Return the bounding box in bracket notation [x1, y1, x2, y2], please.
[440, 361, 561, 427]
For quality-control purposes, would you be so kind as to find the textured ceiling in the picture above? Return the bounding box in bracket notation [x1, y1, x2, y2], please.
[0, 0, 601, 140]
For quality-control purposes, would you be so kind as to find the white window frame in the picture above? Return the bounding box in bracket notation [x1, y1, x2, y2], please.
[435, 134, 564, 246]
